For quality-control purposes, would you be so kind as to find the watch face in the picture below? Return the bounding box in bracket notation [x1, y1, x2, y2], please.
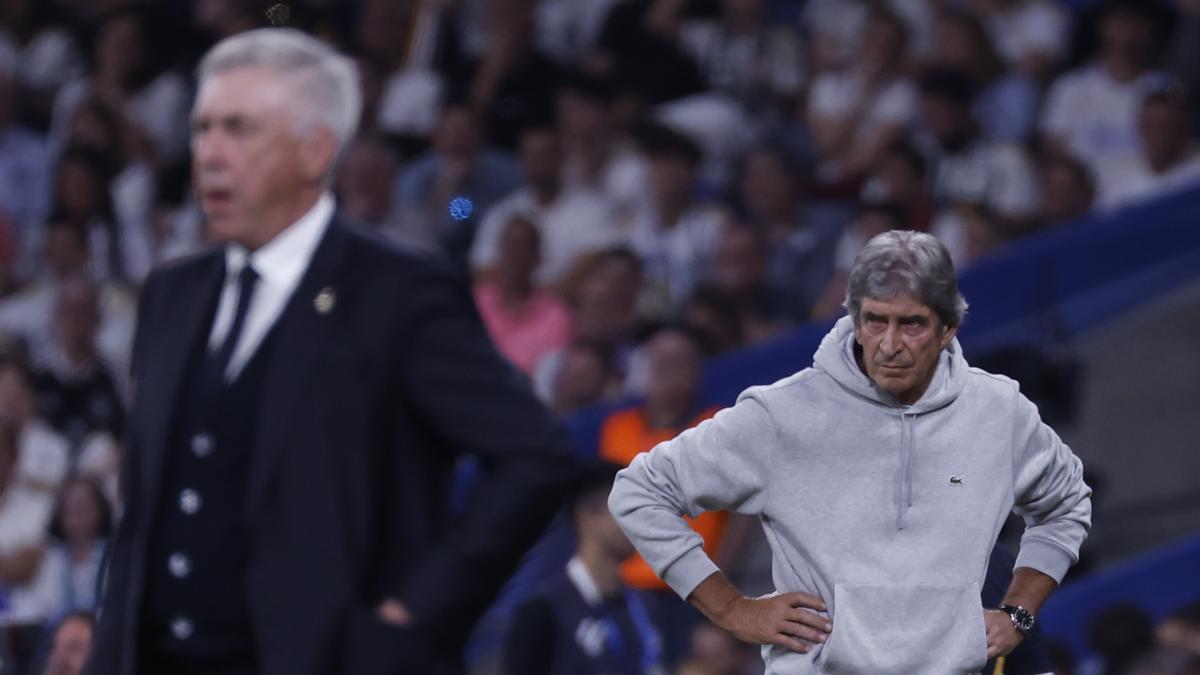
[1008, 606, 1035, 631]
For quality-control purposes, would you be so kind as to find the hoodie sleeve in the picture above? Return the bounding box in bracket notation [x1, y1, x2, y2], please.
[608, 391, 776, 600]
[1010, 389, 1092, 583]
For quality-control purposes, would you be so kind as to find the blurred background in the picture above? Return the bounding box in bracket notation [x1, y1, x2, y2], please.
[0, 0, 1198, 673]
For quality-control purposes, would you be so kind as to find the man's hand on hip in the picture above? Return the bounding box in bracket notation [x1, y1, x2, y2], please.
[984, 609, 1024, 659]
[689, 573, 830, 653]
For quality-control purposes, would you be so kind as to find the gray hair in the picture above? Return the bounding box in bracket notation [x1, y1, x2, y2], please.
[198, 28, 361, 162]
[843, 230, 968, 327]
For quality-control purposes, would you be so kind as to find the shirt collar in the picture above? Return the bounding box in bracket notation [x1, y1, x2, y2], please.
[566, 556, 604, 608]
[223, 192, 334, 287]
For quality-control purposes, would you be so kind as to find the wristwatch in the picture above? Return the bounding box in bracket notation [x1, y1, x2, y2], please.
[1000, 604, 1036, 633]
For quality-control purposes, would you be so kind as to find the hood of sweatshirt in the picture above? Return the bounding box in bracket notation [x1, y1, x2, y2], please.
[812, 316, 969, 528]
[813, 315, 968, 414]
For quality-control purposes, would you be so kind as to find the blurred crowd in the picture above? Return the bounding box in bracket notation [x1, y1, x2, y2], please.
[1, 0, 1200, 673]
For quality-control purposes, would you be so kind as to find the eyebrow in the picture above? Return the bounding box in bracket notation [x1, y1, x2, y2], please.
[862, 311, 930, 323]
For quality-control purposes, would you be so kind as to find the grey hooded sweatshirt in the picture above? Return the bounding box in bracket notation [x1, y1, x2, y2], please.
[609, 316, 1091, 675]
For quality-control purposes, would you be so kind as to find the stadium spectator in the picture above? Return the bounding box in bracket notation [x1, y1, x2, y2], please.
[928, 7, 1039, 142]
[811, 200, 909, 322]
[682, 285, 745, 356]
[43, 611, 95, 675]
[807, 4, 915, 182]
[0, 353, 68, 496]
[973, 0, 1070, 81]
[1040, 1, 1169, 175]
[474, 215, 573, 374]
[392, 103, 521, 264]
[586, 0, 707, 108]
[0, 59, 53, 281]
[735, 145, 845, 324]
[50, 6, 191, 166]
[1098, 86, 1200, 209]
[1127, 649, 1200, 675]
[599, 324, 727, 665]
[0, 219, 137, 377]
[503, 461, 667, 675]
[454, 0, 564, 151]
[549, 339, 620, 415]
[534, 262, 641, 401]
[1158, 602, 1200, 657]
[471, 124, 620, 286]
[32, 474, 112, 617]
[1039, 152, 1097, 226]
[628, 124, 725, 317]
[0, 413, 58, 625]
[334, 135, 399, 228]
[1087, 604, 1157, 675]
[46, 145, 154, 285]
[0, 0, 84, 117]
[359, 0, 444, 143]
[557, 72, 649, 226]
[30, 274, 124, 452]
[916, 66, 1039, 264]
[860, 140, 935, 232]
[678, 0, 807, 115]
[710, 223, 788, 344]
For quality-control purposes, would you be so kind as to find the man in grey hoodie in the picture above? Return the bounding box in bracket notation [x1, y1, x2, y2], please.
[609, 230, 1091, 674]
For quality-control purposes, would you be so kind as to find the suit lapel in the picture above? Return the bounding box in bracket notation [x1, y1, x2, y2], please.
[245, 216, 350, 518]
[138, 252, 225, 517]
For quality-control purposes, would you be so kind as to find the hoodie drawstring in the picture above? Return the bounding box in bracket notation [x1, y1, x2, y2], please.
[897, 412, 915, 530]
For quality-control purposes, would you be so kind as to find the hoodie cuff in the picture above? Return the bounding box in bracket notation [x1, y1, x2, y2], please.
[1015, 538, 1077, 584]
[660, 546, 721, 600]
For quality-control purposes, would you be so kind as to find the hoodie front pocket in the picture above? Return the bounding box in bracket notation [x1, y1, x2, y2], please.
[818, 582, 988, 675]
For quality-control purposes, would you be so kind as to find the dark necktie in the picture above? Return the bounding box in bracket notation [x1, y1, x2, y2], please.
[210, 263, 259, 382]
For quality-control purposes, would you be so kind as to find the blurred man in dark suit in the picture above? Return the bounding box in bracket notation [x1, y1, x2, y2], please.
[86, 28, 577, 675]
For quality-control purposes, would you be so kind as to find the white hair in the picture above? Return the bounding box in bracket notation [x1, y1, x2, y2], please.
[198, 28, 361, 164]
[843, 230, 969, 328]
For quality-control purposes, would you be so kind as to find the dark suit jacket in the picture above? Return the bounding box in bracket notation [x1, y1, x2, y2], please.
[86, 214, 578, 675]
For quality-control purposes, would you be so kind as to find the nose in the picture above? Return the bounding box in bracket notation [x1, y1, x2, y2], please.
[880, 324, 903, 357]
[193, 131, 228, 172]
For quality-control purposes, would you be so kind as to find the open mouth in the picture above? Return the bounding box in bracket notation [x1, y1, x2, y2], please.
[201, 187, 234, 210]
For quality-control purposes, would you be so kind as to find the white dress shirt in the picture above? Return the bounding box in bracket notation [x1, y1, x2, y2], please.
[208, 192, 333, 380]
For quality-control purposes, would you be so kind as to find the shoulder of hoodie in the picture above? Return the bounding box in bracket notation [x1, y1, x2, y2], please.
[734, 367, 828, 407]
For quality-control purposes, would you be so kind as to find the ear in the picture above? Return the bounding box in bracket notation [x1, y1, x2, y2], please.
[940, 323, 958, 350]
[299, 127, 338, 182]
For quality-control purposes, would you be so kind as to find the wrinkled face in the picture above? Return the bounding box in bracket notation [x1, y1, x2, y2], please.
[192, 66, 331, 249]
[854, 295, 955, 405]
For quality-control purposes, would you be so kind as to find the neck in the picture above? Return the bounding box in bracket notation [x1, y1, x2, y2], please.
[244, 189, 322, 251]
[656, 196, 689, 228]
[533, 182, 561, 206]
[577, 546, 623, 598]
[1103, 55, 1142, 83]
[69, 540, 95, 562]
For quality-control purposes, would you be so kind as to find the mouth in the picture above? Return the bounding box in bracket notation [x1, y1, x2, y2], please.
[200, 187, 234, 212]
